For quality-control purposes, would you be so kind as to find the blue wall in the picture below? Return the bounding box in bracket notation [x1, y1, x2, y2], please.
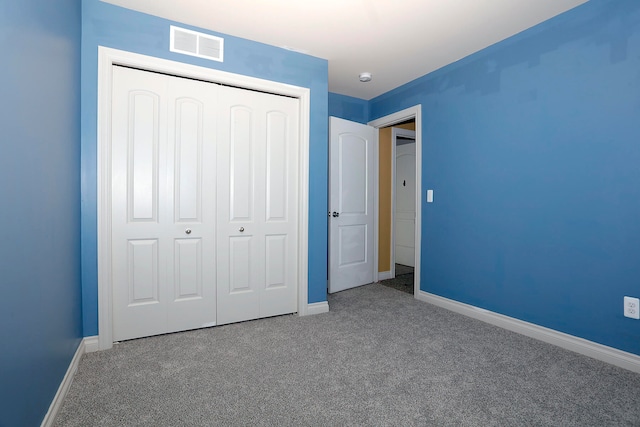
[81, 0, 329, 336]
[0, 0, 83, 425]
[329, 92, 369, 123]
[370, 0, 640, 356]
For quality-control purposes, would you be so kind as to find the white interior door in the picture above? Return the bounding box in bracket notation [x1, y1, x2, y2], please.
[329, 117, 376, 293]
[216, 86, 299, 325]
[394, 137, 416, 267]
[111, 66, 218, 341]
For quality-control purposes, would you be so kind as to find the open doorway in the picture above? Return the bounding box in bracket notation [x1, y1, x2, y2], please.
[377, 120, 416, 295]
[369, 106, 422, 295]
[393, 125, 416, 294]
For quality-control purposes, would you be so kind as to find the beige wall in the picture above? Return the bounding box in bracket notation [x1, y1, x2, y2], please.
[378, 128, 392, 272]
[378, 122, 416, 273]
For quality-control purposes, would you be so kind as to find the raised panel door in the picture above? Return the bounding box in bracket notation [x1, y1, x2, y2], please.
[216, 86, 298, 325]
[111, 67, 217, 341]
[328, 117, 376, 293]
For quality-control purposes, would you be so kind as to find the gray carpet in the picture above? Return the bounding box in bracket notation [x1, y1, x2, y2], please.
[55, 284, 640, 426]
[380, 264, 414, 294]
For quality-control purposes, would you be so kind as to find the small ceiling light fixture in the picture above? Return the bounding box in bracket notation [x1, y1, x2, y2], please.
[359, 72, 372, 83]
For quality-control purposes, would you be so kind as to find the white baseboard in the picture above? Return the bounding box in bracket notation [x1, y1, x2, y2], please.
[416, 290, 640, 374]
[377, 271, 392, 281]
[306, 301, 330, 316]
[83, 335, 100, 353]
[41, 337, 90, 427]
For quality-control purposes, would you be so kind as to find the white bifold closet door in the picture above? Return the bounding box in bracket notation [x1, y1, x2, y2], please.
[215, 85, 299, 326]
[111, 66, 298, 341]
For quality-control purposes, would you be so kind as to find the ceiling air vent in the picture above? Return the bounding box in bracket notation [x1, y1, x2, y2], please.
[170, 25, 224, 62]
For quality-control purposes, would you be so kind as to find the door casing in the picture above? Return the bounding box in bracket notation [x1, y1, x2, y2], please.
[97, 47, 311, 350]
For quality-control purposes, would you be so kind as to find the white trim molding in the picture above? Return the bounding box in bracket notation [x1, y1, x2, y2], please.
[306, 301, 330, 316]
[41, 337, 94, 427]
[417, 290, 640, 374]
[97, 46, 311, 350]
[377, 271, 392, 281]
[373, 129, 380, 286]
[83, 335, 100, 353]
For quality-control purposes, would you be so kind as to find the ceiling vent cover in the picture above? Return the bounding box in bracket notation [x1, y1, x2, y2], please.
[170, 26, 224, 62]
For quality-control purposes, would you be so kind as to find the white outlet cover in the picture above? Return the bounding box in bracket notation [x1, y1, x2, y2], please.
[624, 296, 640, 319]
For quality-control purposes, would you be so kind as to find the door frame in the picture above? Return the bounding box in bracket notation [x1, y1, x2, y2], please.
[369, 105, 422, 295]
[97, 47, 311, 350]
[390, 127, 416, 278]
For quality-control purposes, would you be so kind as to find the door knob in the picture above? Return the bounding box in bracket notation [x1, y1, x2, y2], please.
[239, 227, 245, 232]
[185, 228, 192, 235]
[332, 212, 340, 217]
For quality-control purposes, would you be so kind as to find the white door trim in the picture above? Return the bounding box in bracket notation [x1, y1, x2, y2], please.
[391, 127, 416, 277]
[369, 105, 422, 296]
[97, 46, 310, 350]
[373, 131, 380, 283]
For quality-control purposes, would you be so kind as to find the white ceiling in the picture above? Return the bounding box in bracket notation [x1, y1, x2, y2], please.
[102, 0, 588, 100]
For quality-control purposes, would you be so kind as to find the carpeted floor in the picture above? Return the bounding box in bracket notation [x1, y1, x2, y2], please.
[54, 284, 640, 426]
[379, 264, 414, 294]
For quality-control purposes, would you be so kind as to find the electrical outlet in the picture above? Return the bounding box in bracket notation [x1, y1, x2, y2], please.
[624, 296, 640, 319]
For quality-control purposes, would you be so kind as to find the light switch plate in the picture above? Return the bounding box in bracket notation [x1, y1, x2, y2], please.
[426, 189, 434, 203]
